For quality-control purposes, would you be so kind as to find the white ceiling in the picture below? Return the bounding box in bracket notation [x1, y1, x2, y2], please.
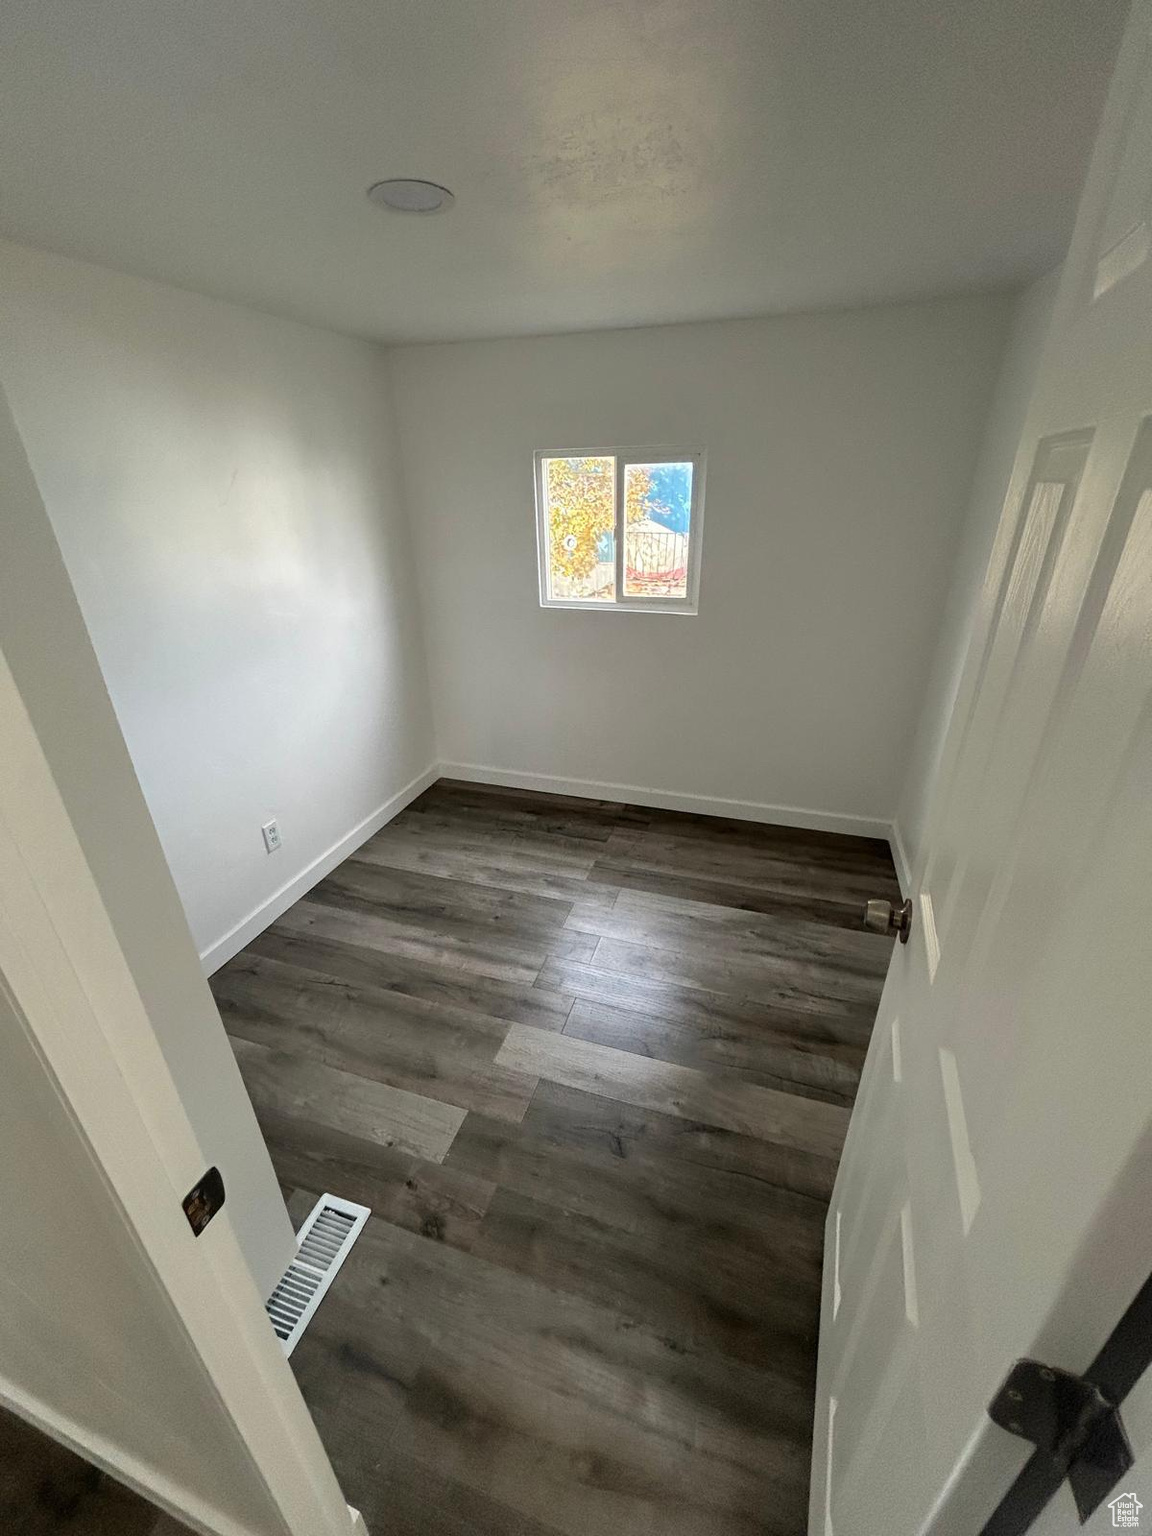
[0, 0, 1127, 344]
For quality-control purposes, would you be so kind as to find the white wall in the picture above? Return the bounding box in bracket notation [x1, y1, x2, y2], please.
[0, 236, 1032, 940]
[0, 239, 436, 969]
[0, 378, 294, 1300]
[892, 268, 1060, 884]
[389, 296, 1012, 834]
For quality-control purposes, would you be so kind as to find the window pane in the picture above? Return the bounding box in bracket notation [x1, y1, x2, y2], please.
[542, 456, 616, 601]
[623, 461, 693, 599]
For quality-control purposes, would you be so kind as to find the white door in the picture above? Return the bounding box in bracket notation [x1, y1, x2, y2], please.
[811, 4, 1152, 1532]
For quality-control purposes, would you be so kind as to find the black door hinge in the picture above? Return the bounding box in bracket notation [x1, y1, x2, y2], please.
[182, 1166, 225, 1236]
[986, 1359, 1133, 1529]
[982, 1260, 1152, 1534]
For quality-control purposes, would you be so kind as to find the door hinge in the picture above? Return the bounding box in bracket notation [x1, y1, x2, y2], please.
[988, 1359, 1133, 1524]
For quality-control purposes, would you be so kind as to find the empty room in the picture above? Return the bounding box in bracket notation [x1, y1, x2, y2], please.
[3, 3, 1152, 1534]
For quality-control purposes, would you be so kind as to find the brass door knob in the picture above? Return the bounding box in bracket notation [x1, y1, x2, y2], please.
[864, 897, 913, 943]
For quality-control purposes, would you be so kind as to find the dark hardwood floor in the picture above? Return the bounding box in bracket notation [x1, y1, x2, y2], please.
[0, 1405, 185, 1535]
[212, 779, 900, 1536]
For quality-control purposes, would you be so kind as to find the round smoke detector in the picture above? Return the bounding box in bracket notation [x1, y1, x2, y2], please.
[367, 178, 455, 214]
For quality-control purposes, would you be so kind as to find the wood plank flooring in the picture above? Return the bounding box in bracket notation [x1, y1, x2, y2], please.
[212, 780, 900, 1536]
[0, 1405, 186, 1535]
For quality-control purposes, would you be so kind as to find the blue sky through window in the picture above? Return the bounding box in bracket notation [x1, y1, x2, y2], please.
[595, 460, 692, 558]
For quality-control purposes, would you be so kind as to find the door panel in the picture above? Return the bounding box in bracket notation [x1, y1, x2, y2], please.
[1092, 26, 1152, 300]
[835, 1016, 903, 1302]
[943, 451, 1088, 946]
[930, 433, 1089, 946]
[959, 428, 1152, 1168]
[811, 5, 1152, 1530]
[831, 1212, 917, 1522]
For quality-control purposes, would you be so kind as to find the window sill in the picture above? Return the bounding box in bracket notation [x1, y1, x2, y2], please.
[539, 601, 699, 615]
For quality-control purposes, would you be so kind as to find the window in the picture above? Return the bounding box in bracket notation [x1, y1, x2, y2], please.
[534, 448, 705, 612]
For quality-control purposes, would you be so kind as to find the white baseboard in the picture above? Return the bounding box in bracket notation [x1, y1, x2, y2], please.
[0, 1375, 257, 1536]
[889, 819, 912, 896]
[199, 760, 899, 975]
[199, 763, 440, 975]
[437, 760, 892, 840]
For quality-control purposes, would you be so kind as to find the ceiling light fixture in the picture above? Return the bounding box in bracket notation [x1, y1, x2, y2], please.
[366, 178, 455, 214]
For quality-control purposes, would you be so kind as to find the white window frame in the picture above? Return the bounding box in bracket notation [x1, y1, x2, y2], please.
[534, 446, 706, 614]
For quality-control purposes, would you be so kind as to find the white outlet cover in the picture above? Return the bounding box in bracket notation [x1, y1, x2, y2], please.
[261, 819, 281, 853]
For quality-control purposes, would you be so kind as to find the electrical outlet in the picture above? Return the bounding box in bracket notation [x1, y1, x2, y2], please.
[261, 818, 282, 854]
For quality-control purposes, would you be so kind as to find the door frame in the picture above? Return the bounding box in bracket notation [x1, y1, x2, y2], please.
[0, 643, 366, 1536]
